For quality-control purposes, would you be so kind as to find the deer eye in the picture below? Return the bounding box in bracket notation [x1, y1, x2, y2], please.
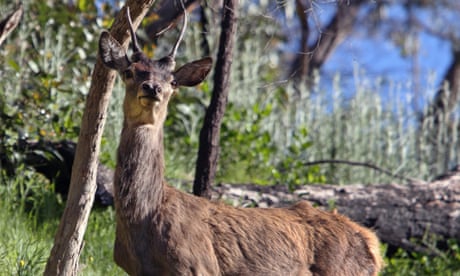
[124, 70, 133, 79]
[171, 80, 177, 87]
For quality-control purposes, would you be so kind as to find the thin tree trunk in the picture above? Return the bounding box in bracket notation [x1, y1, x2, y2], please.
[199, 2, 211, 57]
[44, 1, 156, 275]
[193, 0, 238, 198]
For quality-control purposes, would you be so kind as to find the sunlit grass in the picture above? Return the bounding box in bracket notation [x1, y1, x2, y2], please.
[0, 171, 124, 275]
[0, 170, 55, 275]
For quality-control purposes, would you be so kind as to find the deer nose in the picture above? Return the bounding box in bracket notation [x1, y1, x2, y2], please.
[142, 83, 162, 96]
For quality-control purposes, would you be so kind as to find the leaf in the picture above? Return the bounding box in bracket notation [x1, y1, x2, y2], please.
[7, 59, 20, 72]
[27, 60, 39, 74]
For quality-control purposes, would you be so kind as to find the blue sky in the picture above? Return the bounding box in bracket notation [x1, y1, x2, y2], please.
[323, 27, 452, 100]
[309, 2, 455, 113]
[97, 1, 455, 112]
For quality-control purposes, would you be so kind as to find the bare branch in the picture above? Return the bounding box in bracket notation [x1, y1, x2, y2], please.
[145, 0, 199, 40]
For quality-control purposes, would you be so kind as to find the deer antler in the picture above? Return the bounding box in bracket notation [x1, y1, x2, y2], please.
[168, 1, 188, 60]
[0, 4, 23, 46]
[126, 7, 141, 54]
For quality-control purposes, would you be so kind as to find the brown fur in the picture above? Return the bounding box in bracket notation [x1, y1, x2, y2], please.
[111, 113, 383, 276]
[99, 18, 383, 275]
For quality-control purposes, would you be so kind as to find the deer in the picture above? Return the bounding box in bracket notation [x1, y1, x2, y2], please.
[98, 8, 383, 276]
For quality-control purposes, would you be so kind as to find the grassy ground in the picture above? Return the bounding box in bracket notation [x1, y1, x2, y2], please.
[1, 171, 459, 275]
[0, 170, 124, 275]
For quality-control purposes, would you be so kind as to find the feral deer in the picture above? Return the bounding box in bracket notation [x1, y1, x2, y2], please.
[99, 9, 383, 276]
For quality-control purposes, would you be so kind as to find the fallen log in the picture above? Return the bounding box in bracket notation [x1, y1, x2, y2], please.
[1, 139, 114, 206]
[212, 167, 460, 254]
[5, 136, 459, 253]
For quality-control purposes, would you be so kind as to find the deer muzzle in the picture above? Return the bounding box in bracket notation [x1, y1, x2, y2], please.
[140, 82, 162, 102]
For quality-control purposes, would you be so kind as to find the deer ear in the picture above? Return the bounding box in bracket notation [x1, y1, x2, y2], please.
[99, 31, 131, 71]
[173, 57, 213, 87]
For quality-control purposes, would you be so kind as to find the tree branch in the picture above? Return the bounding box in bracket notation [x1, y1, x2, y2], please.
[145, 0, 199, 39]
[308, 0, 363, 71]
[290, 0, 365, 81]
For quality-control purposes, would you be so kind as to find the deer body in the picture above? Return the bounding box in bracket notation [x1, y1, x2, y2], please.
[100, 9, 383, 276]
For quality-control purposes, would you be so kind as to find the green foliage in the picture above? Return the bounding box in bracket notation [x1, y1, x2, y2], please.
[0, 0, 103, 174]
[0, 1, 121, 274]
[383, 241, 460, 275]
[219, 102, 275, 183]
[270, 127, 326, 190]
[219, 101, 325, 188]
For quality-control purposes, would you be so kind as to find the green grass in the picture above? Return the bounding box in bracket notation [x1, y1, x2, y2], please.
[1, 170, 459, 275]
[0, 170, 124, 275]
[0, 170, 55, 275]
[79, 208, 125, 275]
[0, 204, 50, 275]
[383, 244, 460, 276]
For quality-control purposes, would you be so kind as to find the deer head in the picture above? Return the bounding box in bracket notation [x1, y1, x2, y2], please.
[99, 8, 212, 126]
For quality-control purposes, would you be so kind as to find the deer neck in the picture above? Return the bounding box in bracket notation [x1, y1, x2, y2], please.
[114, 120, 166, 221]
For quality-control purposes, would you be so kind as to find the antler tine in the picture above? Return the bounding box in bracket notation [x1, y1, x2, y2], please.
[168, 1, 188, 60]
[126, 7, 141, 53]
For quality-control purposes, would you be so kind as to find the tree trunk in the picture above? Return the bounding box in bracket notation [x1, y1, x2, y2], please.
[193, 0, 238, 198]
[425, 47, 460, 120]
[290, 0, 364, 81]
[419, 48, 460, 176]
[44, 1, 156, 275]
[213, 167, 460, 255]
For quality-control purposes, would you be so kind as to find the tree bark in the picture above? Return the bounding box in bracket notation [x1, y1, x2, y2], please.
[300, 177, 460, 255]
[213, 167, 460, 254]
[193, 0, 238, 198]
[290, 0, 364, 81]
[43, 1, 156, 275]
